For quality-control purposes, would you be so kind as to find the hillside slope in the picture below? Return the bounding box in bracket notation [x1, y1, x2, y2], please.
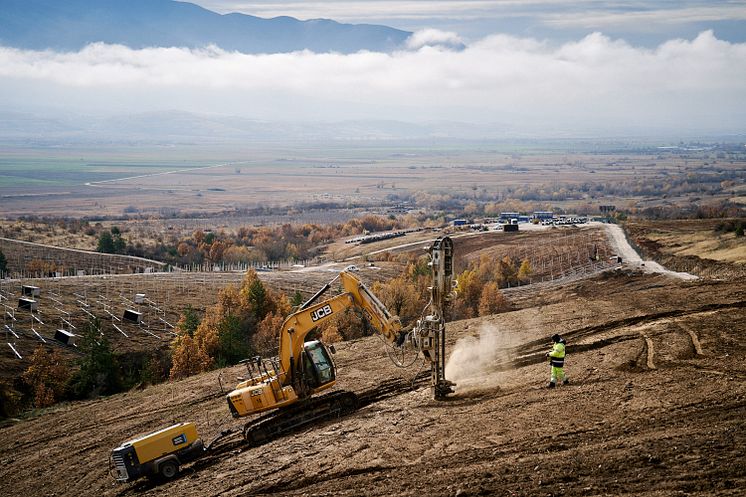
[1, 272, 744, 496]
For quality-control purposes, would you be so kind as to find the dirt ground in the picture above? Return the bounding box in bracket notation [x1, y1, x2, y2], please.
[1, 269, 744, 497]
[624, 219, 746, 280]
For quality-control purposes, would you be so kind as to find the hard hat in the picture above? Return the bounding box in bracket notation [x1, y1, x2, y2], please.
[552, 334, 561, 343]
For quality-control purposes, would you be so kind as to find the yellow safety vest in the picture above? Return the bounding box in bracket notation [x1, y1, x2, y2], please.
[549, 341, 565, 367]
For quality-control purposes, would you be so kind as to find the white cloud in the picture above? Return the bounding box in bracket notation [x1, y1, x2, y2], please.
[406, 29, 464, 49]
[0, 30, 744, 131]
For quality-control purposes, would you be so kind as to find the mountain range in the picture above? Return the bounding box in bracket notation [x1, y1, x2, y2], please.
[0, 0, 411, 53]
[0, 109, 515, 144]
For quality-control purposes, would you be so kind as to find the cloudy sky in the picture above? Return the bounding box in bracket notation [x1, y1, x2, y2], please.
[1, 0, 745, 136]
[193, 0, 746, 45]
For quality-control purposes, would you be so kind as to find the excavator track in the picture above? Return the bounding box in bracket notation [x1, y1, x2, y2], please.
[243, 390, 358, 446]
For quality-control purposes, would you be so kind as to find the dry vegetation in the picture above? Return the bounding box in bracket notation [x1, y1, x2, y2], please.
[625, 219, 746, 279]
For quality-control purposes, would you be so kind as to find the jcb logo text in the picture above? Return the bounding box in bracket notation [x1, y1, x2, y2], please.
[311, 305, 333, 322]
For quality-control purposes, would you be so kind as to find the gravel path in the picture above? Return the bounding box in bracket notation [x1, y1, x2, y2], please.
[604, 223, 698, 280]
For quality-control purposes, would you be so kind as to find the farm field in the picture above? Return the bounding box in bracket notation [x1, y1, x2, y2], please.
[1, 143, 743, 218]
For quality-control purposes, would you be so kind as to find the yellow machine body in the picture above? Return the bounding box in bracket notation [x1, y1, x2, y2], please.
[127, 422, 198, 464]
[228, 379, 300, 415]
[111, 422, 204, 483]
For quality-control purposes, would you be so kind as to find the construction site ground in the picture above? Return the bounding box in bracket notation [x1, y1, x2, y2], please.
[1, 268, 744, 497]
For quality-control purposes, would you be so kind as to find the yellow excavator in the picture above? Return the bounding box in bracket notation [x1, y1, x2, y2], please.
[111, 237, 456, 481]
[227, 235, 456, 444]
[226, 268, 404, 443]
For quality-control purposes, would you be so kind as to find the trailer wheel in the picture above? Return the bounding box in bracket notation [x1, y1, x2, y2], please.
[159, 460, 179, 480]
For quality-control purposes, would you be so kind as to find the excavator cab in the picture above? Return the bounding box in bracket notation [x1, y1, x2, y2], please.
[302, 340, 336, 390]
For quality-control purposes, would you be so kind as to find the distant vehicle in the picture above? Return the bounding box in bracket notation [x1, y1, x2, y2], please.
[345, 264, 360, 272]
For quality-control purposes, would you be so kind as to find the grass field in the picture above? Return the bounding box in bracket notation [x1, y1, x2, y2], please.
[0, 157, 211, 189]
[1, 142, 743, 218]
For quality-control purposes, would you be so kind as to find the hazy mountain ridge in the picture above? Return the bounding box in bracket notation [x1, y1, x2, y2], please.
[0, 109, 526, 145]
[0, 0, 411, 53]
[1, 110, 742, 146]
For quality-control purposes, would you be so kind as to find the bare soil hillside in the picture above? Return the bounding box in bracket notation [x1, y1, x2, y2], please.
[1, 271, 744, 497]
[625, 219, 746, 280]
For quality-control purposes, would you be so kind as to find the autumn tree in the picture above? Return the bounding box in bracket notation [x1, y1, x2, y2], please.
[193, 284, 246, 362]
[371, 276, 420, 326]
[496, 256, 519, 287]
[452, 269, 482, 319]
[223, 245, 251, 264]
[252, 312, 285, 356]
[517, 259, 532, 283]
[170, 304, 212, 379]
[172, 270, 292, 378]
[22, 347, 72, 408]
[478, 282, 509, 316]
[318, 307, 368, 341]
[170, 334, 212, 380]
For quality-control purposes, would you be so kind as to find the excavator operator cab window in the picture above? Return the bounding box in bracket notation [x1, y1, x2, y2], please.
[302, 341, 336, 389]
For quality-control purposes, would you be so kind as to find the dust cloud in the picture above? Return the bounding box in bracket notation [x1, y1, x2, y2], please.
[445, 323, 517, 392]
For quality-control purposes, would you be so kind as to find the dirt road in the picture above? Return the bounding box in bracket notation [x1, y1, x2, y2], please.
[604, 224, 698, 280]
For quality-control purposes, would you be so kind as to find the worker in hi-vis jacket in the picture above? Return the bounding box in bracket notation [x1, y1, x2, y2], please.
[546, 334, 569, 388]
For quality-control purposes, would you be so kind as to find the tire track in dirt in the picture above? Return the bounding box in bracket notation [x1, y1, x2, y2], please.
[516, 300, 745, 356]
[461, 300, 745, 376]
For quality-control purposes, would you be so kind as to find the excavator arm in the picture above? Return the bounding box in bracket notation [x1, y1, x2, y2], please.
[339, 271, 403, 345]
[227, 270, 403, 419]
[277, 271, 402, 384]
